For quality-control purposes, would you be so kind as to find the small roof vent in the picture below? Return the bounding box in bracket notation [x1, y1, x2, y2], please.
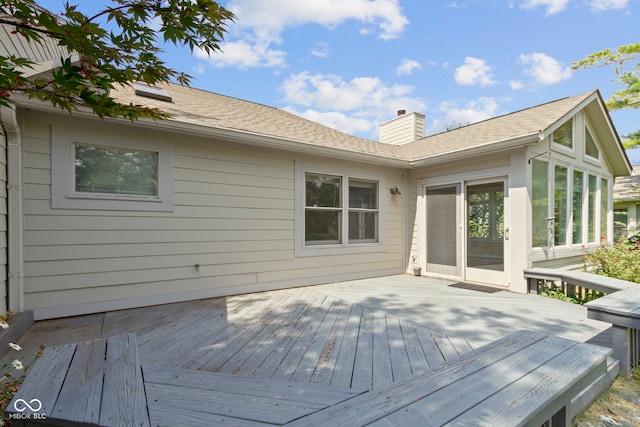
[133, 83, 172, 102]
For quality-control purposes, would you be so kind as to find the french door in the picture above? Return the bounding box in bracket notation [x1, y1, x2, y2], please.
[465, 179, 508, 285]
[424, 178, 508, 286]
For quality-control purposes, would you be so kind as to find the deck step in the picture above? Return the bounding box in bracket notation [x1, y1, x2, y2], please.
[285, 330, 613, 427]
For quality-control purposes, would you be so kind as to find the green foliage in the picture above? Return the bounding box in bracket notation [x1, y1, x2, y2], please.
[0, 0, 234, 120]
[584, 239, 640, 283]
[572, 41, 640, 149]
[538, 281, 605, 305]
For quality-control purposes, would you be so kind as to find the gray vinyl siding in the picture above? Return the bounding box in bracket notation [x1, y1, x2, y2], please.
[22, 112, 404, 318]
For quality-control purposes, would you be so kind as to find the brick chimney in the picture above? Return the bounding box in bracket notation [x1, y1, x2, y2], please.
[379, 111, 425, 145]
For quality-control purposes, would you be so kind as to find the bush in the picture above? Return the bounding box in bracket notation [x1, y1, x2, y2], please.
[584, 238, 640, 283]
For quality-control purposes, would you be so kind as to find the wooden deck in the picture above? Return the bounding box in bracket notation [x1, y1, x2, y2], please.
[9, 284, 474, 392]
[4, 275, 619, 426]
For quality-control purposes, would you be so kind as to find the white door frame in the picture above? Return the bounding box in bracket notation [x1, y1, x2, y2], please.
[417, 169, 511, 287]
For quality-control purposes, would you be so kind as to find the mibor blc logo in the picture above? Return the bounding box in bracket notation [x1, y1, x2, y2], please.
[9, 398, 47, 420]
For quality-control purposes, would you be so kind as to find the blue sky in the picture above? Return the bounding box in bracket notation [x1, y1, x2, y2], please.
[40, 0, 640, 164]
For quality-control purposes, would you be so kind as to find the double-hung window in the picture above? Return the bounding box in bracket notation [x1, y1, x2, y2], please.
[303, 172, 380, 249]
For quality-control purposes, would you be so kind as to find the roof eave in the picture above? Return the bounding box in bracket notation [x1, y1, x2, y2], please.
[408, 132, 541, 168]
[12, 98, 410, 168]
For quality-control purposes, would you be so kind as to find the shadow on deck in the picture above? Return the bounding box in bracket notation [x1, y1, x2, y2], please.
[2, 276, 621, 426]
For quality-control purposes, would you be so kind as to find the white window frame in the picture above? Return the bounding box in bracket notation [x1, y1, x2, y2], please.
[530, 154, 612, 252]
[295, 161, 386, 257]
[52, 127, 173, 211]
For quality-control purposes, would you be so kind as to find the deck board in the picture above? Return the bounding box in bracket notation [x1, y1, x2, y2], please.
[329, 304, 364, 388]
[351, 306, 374, 390]
[51, 339, 106, 424]
[144, 365, 364, 426]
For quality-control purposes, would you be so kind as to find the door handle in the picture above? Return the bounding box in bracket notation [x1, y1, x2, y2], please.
[505, 228, 509, 241]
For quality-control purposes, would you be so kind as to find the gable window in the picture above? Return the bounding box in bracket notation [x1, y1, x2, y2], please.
[585, 127, 600, 160]
[304, 173, 379, 246]
[553, 119, 573, 149]
[52, 127, 173, 211]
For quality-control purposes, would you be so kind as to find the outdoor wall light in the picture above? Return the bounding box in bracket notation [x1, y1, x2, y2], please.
[389, 187, 402, 196]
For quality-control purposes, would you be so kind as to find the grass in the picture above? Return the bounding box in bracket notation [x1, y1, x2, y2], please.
[573, 367, 640, 427]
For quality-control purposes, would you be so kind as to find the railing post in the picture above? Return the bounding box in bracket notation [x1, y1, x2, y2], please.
[611, 325, 631, 377]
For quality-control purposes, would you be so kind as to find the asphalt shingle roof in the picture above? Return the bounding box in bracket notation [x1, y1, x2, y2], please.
[110, 83, 600, 164]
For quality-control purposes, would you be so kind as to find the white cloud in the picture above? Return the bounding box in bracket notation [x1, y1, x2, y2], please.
[509, 80, 525, 90]
[283, 108, 375, 135]
[310, 42, 330, 58]
[228, 0, 408, 39]
[519, 53, 572, 85]
[519, 0, 569, 15]
[589, 0, 628, 10]
[280, 71, 426, 138]
[430, 97, 500, 133]
[454, 57, 497, 86]
[396, 59, 422, 76]
[196, 30, 286, 69]
[204, 0, 408, 70]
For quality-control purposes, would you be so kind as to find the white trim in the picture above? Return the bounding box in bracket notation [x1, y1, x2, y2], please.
[295, 160, 387, 257]
[1, 106, 24, 312]
[51, 125, 174, 211]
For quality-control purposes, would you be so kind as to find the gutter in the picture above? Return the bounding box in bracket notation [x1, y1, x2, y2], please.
[0, 106, 24, 312]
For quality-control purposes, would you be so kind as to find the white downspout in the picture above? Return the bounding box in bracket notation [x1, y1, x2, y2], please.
[1, 106, 24, 312]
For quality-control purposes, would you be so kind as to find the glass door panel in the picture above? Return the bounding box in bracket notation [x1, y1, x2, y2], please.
[466, 180, 507, 285]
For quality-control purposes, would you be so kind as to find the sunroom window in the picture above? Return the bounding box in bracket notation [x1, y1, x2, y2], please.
[531, 159, 549, 247]
[531, 159, 610, 249]
[572, 170, 584, 244]
[554, 165, 568, 246]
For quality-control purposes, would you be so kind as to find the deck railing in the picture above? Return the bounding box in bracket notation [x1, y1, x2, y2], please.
[525, 267, 640, 376]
